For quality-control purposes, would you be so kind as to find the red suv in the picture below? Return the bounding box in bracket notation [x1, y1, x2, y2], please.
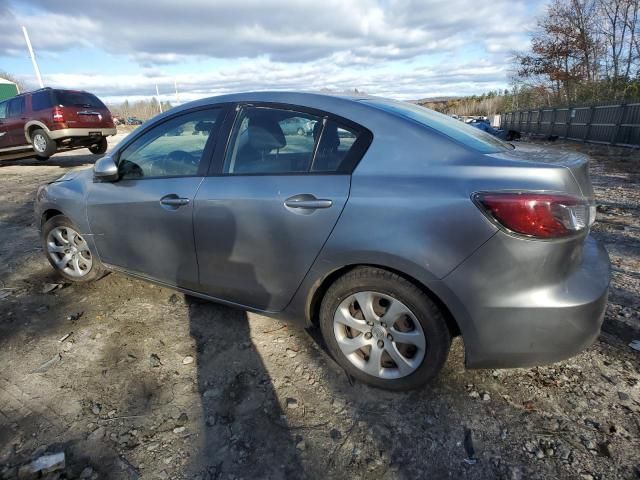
[0, 87, 116, 160]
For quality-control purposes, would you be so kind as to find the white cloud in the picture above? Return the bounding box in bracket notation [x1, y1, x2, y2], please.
[2, 0, 534, 63]
[36, 56, 508, 103]
[1, 0, 538, 99]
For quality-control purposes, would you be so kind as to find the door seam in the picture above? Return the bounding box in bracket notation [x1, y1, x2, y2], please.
[278, 174, 353, 312]
[191, 176, 207, 285]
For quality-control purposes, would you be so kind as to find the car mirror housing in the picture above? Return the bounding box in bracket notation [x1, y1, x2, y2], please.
[93, 155, 119, 182]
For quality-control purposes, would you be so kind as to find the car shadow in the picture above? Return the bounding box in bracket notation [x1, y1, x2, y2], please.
[184, 297, 305, 478]
[0, 150, 103, 168]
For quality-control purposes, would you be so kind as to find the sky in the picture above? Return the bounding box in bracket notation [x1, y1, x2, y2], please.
[0, 0, 547, 104]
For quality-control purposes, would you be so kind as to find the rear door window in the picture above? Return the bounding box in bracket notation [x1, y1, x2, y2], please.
[7, 97, 25, 118]
[223, 106, 371, 175]
[311, 120, 360, 172]
[0, 102, 6, 119]
[224, 106, 322, 174]
[31, 91, 53, 111]
[54, 91, 106, 109]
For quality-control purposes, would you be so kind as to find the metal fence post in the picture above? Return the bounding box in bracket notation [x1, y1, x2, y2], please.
[566, 107, 573, 139]
[611, 103, 627, 146]
[537, 109, 543, 136]
[584, 106, 595, 143]
[550, 108, 557, 136]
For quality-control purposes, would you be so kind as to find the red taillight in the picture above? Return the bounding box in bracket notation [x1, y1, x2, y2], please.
[474, 192, 591, 239]
[52, 107, 64, 122]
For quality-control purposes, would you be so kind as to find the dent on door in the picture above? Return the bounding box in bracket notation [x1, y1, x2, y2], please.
[193, 175, 351, 311]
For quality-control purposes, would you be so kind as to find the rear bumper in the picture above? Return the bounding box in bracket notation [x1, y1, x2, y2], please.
[443, 233, 610, 369]
[48, 127, 117, 140]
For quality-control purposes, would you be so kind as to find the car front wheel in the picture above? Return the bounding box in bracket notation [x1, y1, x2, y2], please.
[32, 129, 57, 159]
[42, 215, 104, 282]
[319, 267, 451, 390]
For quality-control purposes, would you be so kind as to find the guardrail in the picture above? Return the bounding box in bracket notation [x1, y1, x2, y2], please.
[501, 103, 640, 147]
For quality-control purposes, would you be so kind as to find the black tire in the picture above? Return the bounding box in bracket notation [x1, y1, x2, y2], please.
[319, 266, 451, 390]
[42, 215, 105, 283]
[31, 129, 57, 159]
[88, 137, 108, 154]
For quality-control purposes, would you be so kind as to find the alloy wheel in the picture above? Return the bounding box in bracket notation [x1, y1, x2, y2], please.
[33, 133, 47, 153]
[332, 291, 426, 379]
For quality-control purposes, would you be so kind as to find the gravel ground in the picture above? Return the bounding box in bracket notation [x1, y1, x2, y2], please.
[0, 136, 638, 480]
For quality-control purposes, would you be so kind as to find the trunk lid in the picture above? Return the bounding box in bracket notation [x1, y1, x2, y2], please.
[490, 143, 594, 198]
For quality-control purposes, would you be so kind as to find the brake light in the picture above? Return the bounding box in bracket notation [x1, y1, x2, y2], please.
[52, 107, 64, 122]
[474, 192, 592, 239]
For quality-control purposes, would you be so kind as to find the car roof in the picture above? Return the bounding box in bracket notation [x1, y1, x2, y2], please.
[166, 90, 409, 133]
[12, 87, 93, 98]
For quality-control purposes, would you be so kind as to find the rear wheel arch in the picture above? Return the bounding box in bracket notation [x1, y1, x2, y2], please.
[25, 121, 50, 143]
[307, 263, 461, 338]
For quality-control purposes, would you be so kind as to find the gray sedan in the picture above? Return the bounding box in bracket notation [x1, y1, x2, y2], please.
[35, 92, 609, 390]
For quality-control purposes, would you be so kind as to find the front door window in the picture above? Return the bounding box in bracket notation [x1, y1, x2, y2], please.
[118, 108, 223, 180]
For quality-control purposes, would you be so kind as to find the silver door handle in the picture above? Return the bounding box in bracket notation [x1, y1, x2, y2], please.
[284, 198, 332, 209]
[160, 197, 190, 207]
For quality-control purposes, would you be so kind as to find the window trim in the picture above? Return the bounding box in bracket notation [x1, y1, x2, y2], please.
[207, 101, 373, 177]
[112, 104, 232, 182]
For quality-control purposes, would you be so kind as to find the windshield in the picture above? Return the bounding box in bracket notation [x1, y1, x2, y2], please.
[54, 91, 106, 109]
[362, 99, 511, 154]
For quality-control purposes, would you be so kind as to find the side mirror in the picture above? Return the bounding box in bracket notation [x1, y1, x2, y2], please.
[93, 155, 119, 182]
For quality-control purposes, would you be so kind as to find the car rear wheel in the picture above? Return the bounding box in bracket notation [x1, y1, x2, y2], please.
[319, 267, 451, 390]
[88, 137, 108, 154]
[42, 215, 104, 283]
[31, 129, 56, 159]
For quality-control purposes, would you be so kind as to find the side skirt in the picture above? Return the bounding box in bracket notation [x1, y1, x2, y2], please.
[102, 262, 294, 321]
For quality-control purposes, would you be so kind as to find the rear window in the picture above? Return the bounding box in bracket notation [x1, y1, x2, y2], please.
[54, 91, 106, 109]
[31, 91, 53, 111]
[362, 99, 511, 154]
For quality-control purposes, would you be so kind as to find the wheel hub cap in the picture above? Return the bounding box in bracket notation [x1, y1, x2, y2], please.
[332, 291, 427, 380]
[34, 134, 46, 152]
[46, 226, 92, 278]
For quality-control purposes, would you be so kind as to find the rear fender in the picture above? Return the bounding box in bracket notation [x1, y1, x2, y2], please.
[24, 120, 50, 143]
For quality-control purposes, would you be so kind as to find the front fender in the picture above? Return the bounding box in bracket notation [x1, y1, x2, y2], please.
[35, 169, 101, 260]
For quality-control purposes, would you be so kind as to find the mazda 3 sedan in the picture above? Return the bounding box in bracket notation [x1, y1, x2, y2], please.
[35, 92, 610, 390]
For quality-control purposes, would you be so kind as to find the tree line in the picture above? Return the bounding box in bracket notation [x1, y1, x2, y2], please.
[423, 0, 639, 116]
[106, 98, 173, 121]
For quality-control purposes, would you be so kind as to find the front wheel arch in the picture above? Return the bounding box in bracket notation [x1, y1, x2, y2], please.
[41, 209, 64, 229]
[307, 263, 461, 338]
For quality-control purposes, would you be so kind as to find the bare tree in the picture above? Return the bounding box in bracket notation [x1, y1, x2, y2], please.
[512, 0, 640, 107]
[599, 0, 639, 96]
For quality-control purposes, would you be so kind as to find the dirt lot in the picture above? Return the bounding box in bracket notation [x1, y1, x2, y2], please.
[0, 136, 639, 480]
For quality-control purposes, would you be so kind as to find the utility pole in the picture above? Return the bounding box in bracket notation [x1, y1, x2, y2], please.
[22, 26, 44, 88]
[174, 79, 179, 104]
[155, 84, 163, 113]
